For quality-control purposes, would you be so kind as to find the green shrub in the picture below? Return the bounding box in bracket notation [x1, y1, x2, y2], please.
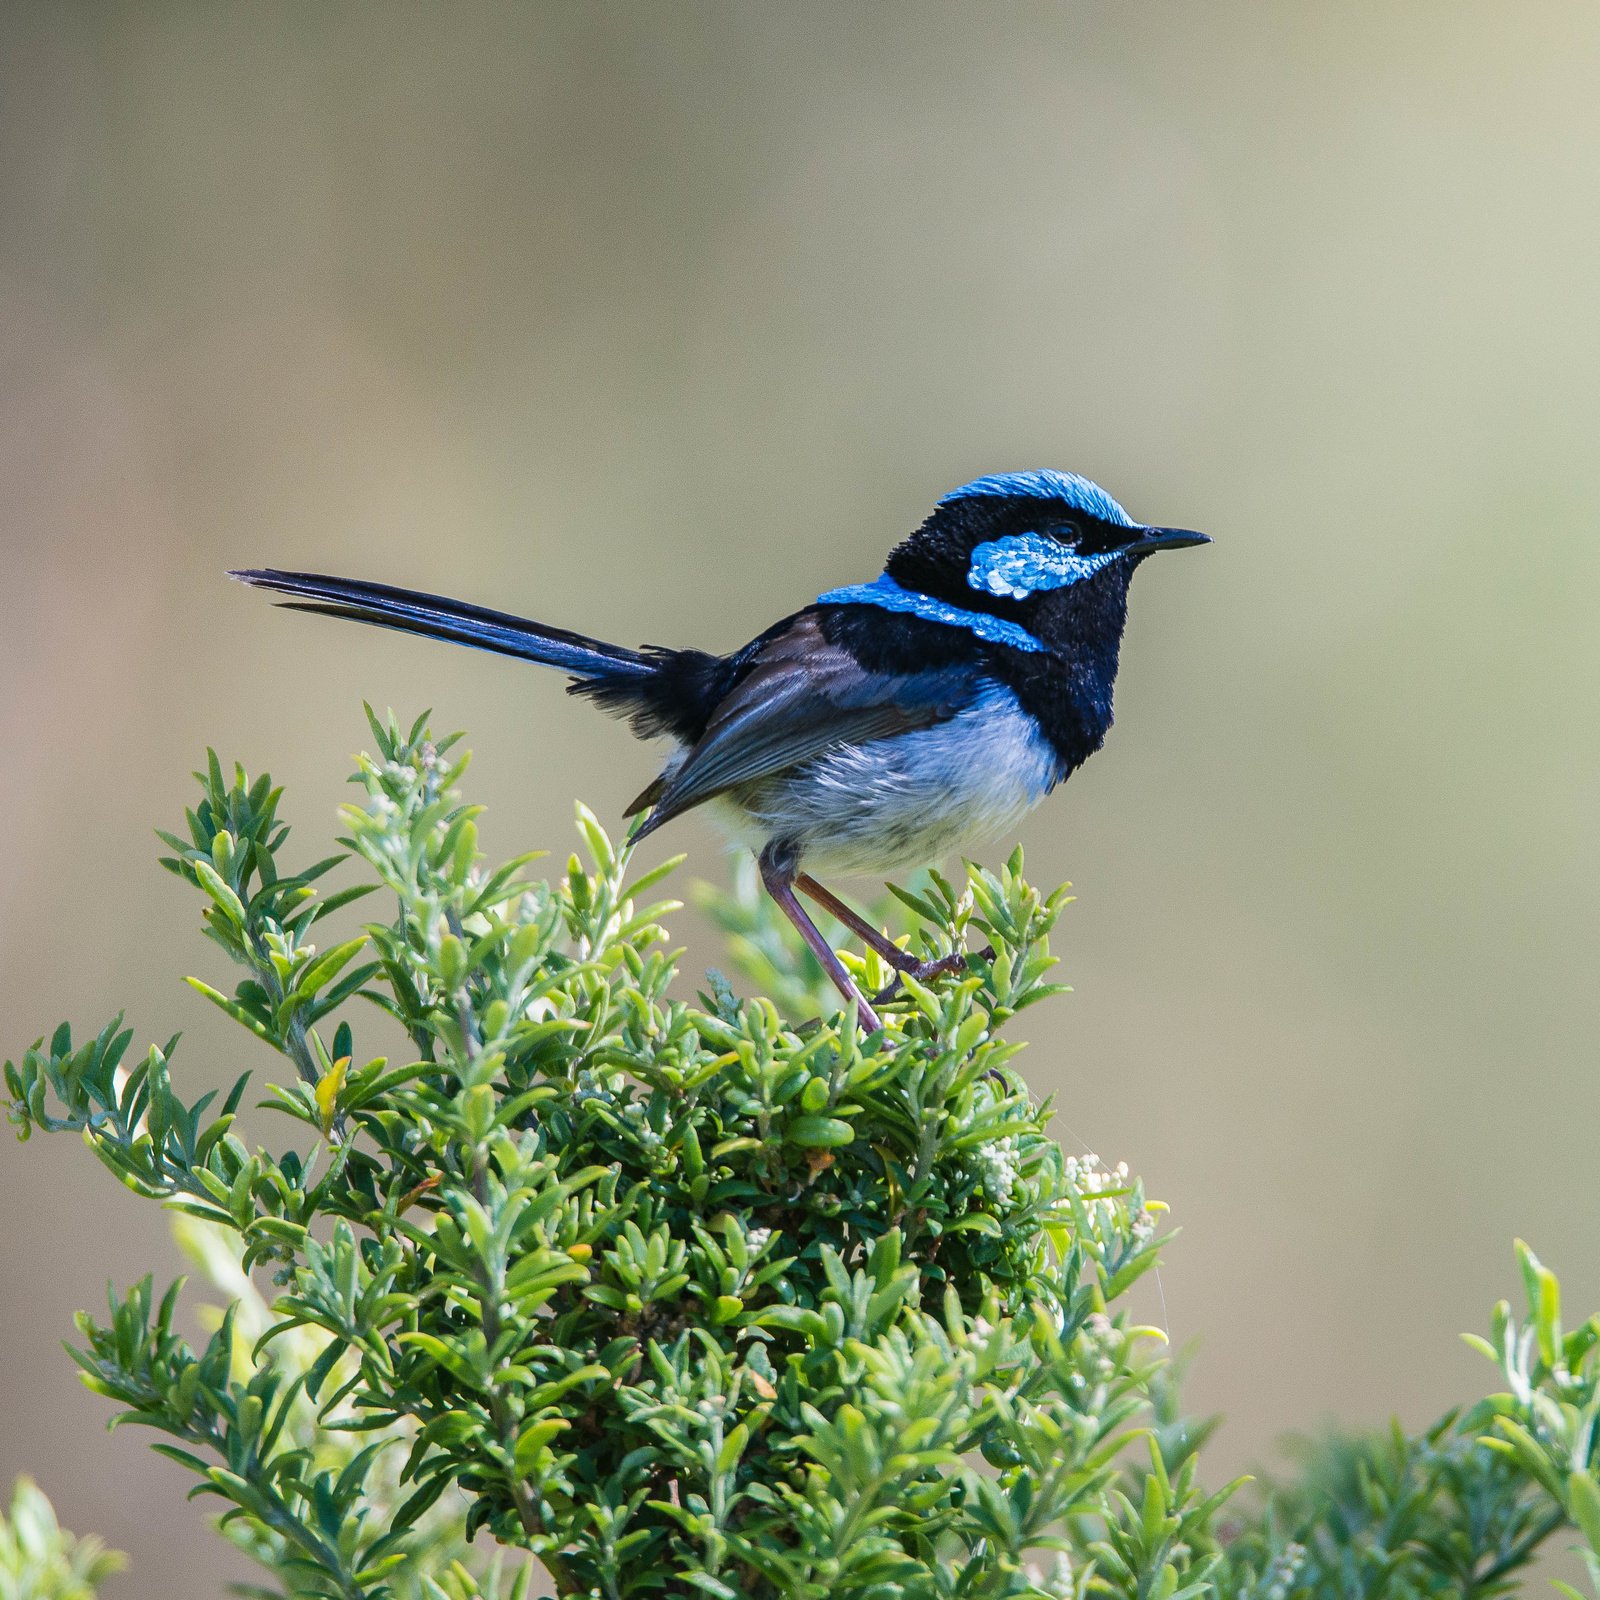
[0, 1477, 124, 1600]
[5, 711, 1599, 1599]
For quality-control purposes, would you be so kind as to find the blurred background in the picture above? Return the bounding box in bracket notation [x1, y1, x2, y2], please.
[2, 3, 1598, 1593]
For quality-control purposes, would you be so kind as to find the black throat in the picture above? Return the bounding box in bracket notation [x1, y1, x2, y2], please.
[994, 564, 1136, 777]
[882, 503, 1142, 776]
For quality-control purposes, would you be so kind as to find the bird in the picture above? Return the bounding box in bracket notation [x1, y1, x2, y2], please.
[233, 470, 1208, 1032]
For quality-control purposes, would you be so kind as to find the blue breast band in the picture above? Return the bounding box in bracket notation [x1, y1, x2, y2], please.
[967, 532, 1122, 600]
[816, 573, 1046, 653]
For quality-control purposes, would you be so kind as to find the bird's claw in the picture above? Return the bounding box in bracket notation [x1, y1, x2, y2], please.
[870, 946, 994, 1007]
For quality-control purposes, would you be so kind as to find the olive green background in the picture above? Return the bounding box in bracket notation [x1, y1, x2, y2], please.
[2, 5, 1597, 1594]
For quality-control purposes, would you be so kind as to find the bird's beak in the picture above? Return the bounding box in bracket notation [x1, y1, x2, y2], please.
[1131, 526, 1211, 554]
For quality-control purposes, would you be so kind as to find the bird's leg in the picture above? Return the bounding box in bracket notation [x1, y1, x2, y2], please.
[760, 849, 883, 1033]
[796, 874, 918, 969]
[795, 873, 973, 990]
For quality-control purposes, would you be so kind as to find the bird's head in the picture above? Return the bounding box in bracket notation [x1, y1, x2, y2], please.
[885, 471, 1209, 646]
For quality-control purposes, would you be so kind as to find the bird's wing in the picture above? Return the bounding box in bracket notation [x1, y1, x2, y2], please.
[630, 613, 970, 836]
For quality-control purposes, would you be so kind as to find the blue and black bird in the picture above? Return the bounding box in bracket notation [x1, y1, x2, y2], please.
[234, 470, 1207, 1030]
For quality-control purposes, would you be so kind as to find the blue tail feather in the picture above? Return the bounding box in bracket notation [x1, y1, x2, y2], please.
[229, 569, 656, 683]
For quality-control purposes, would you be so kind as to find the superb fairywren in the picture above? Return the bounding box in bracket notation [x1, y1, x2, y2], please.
[234, 470, 1208, 1030]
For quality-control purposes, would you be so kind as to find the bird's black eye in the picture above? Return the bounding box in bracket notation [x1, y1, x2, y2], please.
[1070, 523, 1124, 558]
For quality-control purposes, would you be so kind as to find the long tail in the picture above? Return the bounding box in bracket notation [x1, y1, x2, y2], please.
[230, 569, 659, 686]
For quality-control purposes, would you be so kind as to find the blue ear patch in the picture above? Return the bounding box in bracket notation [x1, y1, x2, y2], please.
[941, 470, 1134, 527]
[967, 532, 1123, 600]
[817, 574, 1046, 652]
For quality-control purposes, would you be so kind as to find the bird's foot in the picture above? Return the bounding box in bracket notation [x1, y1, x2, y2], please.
[871, 946, 994, 1007]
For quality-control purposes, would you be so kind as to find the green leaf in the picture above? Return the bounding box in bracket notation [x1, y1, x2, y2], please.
[396, 1332, 485, 1389]
[185, 978, 273, 1043]
[944, 1213, 1002, 1237]
[716, 1422, 750, 1475]
[513, 1418, 569, 1475]
[786, 1115, 854, 1149]
[292, 937, 372, 1003]
[1569, 1469, 1600, 1556]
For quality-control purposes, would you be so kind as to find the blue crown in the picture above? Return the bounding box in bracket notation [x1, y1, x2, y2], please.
[940, 470, 1133, 528]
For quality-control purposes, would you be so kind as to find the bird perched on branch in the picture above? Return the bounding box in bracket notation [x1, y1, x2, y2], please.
[234, 470, 1207, 1031]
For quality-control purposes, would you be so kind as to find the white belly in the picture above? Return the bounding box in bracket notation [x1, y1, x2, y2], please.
[704, 682, 1061, 877]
